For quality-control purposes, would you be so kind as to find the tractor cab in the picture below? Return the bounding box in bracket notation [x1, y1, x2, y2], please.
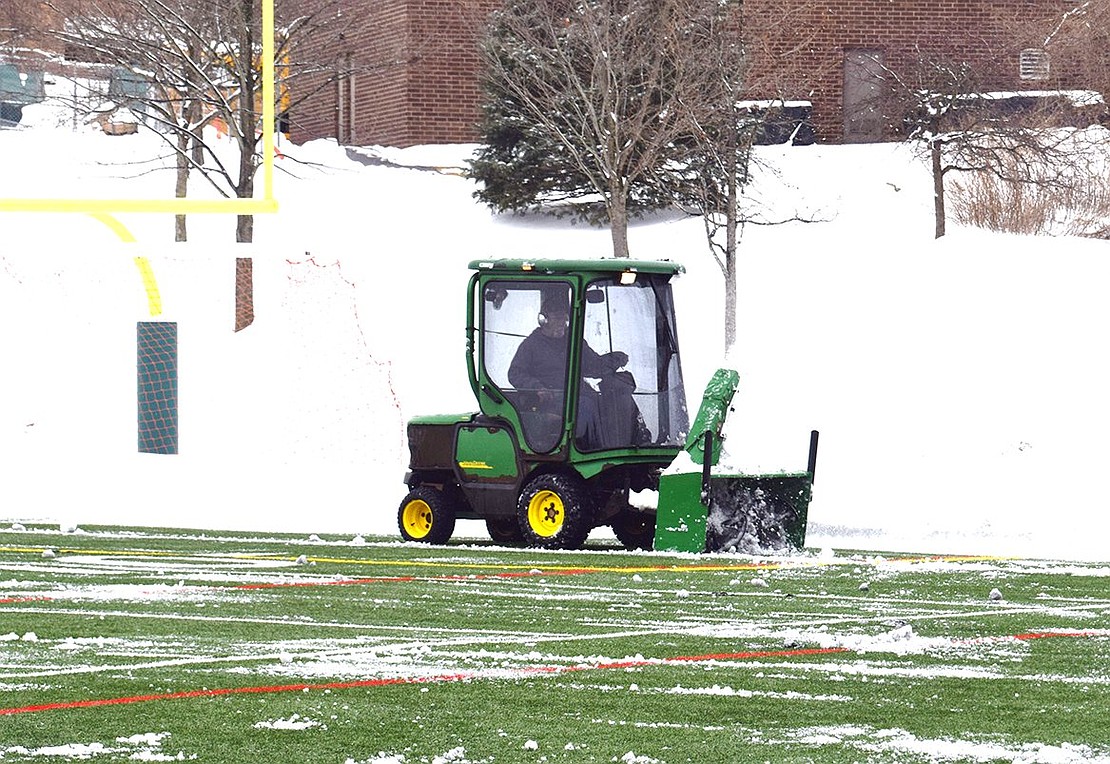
[470, 259, 689, 459]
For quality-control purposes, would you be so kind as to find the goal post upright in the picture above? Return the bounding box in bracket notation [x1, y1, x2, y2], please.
[261, 0, 276, 205]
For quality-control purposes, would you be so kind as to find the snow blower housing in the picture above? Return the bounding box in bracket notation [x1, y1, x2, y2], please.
[398, 258, 817, 552]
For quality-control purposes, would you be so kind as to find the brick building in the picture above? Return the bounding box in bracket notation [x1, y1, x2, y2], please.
[289, 0, 1096, 148]
[289, 0, 496, 147]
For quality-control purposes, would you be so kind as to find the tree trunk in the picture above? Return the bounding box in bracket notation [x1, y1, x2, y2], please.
[234, 205, 254, 330]
[174, 127, 189, 242]
[235, 94, 257, 244]
[608, 179, 631, 258]
[932, 135, 946, 239]
[236, 213, 253, 243]
[188, 98, 204, 167]
[233, 0, 258, 331]
[724, 158, 738, 352]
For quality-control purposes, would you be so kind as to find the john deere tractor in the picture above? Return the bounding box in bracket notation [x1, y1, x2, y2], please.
[397, 258, 816, 552]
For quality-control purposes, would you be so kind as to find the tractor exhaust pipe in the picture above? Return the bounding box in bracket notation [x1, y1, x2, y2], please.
[807, 430, 820, 483]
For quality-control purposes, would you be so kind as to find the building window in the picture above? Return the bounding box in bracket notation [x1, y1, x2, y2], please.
[1019, 49, 1050, 80]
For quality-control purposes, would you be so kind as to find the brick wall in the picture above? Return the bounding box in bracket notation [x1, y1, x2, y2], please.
[743, 0, 1084, 143]
[0, 2, 65, 72]
[290, 0, 1095, 148]
[290, 0, 494, 148]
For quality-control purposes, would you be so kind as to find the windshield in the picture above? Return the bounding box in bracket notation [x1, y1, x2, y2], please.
[579, 274, 688, 450]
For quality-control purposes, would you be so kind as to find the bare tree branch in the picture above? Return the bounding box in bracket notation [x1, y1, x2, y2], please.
[45, 0, 347, 241]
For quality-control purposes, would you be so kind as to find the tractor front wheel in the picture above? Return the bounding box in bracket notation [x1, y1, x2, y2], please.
[398, 487, 456, 544]
[517, 473, 594, 550]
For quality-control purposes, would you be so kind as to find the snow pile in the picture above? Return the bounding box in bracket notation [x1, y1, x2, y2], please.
[253, 714, 322, 731]
[0, 732, 180, 761]
[784, 725, 1110, 764]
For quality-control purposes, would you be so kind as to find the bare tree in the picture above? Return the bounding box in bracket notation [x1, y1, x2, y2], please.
[671, 0, 827, 350]
[478, 0, 828, 341]
[662, 11, 751, 349]
[50, 0, 346, 330]
[688, 117, 753, 352]
[877, 51, 1089, 238]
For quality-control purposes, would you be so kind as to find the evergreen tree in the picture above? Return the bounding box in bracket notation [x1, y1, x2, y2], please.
[468, 0, 732, 253]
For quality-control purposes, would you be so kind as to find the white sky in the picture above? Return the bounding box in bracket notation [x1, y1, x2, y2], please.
[2, 93, 1110, 562]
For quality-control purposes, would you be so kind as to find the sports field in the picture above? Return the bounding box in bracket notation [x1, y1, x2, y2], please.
[1, 525, 1108, 763]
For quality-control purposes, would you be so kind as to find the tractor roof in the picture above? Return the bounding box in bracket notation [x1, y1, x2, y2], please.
[468, 258, 684, 277]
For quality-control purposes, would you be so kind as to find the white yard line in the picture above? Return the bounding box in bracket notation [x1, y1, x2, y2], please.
[747, 658, 1110, 686]
[585, 602, 1110, 640]
[0, 605, 686, 680]
[0, 604, 549, 634]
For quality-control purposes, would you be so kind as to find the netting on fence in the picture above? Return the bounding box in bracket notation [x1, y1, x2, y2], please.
[137, 321, 178, 454]
[235, 257, 254, 332]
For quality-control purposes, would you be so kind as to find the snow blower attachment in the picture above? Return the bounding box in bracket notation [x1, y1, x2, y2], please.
[397, 258, 818, 552]
[653, 369, 818, 554]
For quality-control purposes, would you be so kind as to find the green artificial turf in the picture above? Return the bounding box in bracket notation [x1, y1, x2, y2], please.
[1, 525, 1107, 763]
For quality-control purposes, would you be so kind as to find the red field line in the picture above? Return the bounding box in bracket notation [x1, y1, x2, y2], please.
[0, 596, 52, 604]
[1013, 631, 1104, 641]
[237, 576, 418, 589]
[0, 646, 851, 716]
[955, 630, 1105, 646]
[0, 674, 473, 716]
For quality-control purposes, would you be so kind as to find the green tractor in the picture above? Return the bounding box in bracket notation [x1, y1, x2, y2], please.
[397, 258, 817, 552]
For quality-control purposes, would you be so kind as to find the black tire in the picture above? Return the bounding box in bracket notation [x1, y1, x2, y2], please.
[398, 486, 456, 544]
[612, 510, 656, 551]
[485, 516, 524, 545]
[517, 473, 594, 550]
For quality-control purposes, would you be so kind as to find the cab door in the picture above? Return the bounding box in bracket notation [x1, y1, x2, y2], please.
[474, 277, 577, 455]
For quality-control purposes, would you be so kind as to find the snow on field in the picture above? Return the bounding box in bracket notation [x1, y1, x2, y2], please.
[2, 527, 1109, 762]
[780, 726, 1108, 764]
[2, 90, 1110, 562]
[253, 714, 322, 731]
[0, 732, 178, 761]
